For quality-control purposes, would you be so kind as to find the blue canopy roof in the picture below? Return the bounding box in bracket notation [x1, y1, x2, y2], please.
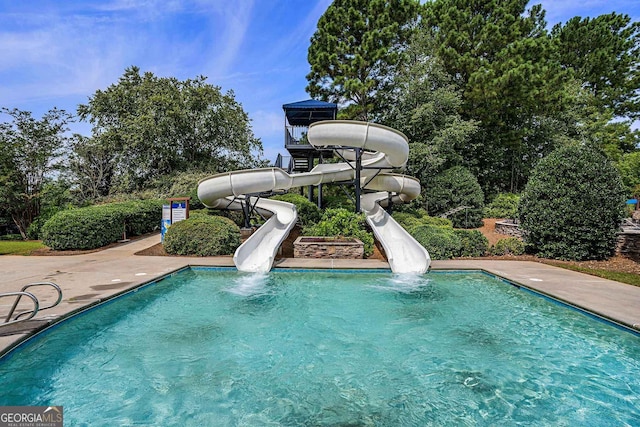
[282, 99, 337, 110]
[283, 99, 337, 126]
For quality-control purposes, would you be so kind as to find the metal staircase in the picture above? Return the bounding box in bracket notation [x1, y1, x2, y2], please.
[292, 157, 310, 172]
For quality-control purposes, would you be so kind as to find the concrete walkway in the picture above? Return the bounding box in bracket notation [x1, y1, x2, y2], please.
[1, 234, 639, 354]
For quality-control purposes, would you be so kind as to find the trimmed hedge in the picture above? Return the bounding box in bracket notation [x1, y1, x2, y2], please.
[163, 215, 240, 256]
[0, 234, 24, 241]
[490, 237, 525, 256]
[409, 224, 461, 260]
[303, 208, 375, 257]
[520, 145, 625, 260]
[270, 193, 321, 226]
[41, 200, 164, 250]
[394, 212, 488, 258]
[454, 229, 489, 257]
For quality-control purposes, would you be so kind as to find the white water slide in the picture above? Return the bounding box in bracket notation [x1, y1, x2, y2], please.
[197, 120, 431, 274]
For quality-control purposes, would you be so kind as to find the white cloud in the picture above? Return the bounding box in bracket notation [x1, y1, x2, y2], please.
[200, 1, 255, 80]
[251, 109, 283, 138]
[0, 1, 249, 108]
[0, 13, 133, 107]
[265, 0, 332, 61]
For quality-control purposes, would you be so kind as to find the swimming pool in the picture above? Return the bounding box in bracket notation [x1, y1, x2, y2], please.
[1, 268, 639, 425]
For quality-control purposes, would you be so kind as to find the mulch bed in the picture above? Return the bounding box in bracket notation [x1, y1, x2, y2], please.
[472, 218, 640, 275]
[30, 233, 154, 256]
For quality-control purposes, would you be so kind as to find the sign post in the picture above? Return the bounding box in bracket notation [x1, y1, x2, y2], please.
[161, 197, 191, 242]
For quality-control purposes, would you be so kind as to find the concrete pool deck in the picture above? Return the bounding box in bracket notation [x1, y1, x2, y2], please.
[1, 233, 639, 354]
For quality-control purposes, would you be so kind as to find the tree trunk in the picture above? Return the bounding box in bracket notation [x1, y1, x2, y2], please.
[11, 214, 28, 240]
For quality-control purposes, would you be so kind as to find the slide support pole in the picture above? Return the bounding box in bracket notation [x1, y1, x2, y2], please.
[355, 147, 362, 213]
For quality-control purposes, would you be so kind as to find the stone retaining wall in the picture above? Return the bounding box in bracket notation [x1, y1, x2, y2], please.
[294, 236, 364, 259]
[495, 220, 523, 238]
[617, 231, 640, 262]
[492, 219, 640, 262]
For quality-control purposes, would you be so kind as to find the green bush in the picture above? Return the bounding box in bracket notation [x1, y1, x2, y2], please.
[188, 209, 213, 219]
[420, 215, 454, 227]
[321, 185, 356, 210]
[303, 208, 375, 257]
[519, 145, 626, 261]
[393, 212, 465, 258]
[41, 208, 123, 250]
[391, 212, 424, 229]
[408, 224, 461, 260]
[490, 238, 525, 256]
[270, 193, 321, 226]
[0, 234, 24, 241]
[392, 210, 453, 229]
[484, 193, 520, 219]
[454, 229, 489, 257]
[41, 200, 163, 250]
[26, 216, 47, 240]
[163, 215, 241, 256]
[425, 166, 485, 228]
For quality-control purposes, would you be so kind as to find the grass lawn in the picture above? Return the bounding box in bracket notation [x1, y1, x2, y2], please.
[544, 261, 640, 287]
[0, 240, 45, 255]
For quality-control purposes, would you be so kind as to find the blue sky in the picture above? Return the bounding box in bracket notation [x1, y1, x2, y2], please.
[1, 0, 639, 163]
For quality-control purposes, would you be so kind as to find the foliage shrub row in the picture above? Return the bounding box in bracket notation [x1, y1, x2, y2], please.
[0, 234, 24, 241]
[303, 208, 375, 257]
[163, 213, 241, 256]
[41, 200, 164, 250]
[392, 210, 489, 259]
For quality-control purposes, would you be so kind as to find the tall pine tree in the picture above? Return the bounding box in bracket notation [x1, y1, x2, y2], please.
[551, 13, 640, 119]
[423, 0, 567, 193]
[306, 0, 420, 120]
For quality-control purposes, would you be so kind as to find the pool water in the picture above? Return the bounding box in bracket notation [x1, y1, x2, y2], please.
[1, 269, 639, 426]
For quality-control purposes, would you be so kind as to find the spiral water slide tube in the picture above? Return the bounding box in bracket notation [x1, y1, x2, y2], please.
[197, 120, 431, 274]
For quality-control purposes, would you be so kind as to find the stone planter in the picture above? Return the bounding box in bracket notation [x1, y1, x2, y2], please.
[293, 236, 364, 259]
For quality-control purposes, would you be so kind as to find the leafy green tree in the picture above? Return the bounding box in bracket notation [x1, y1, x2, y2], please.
[530, 79, 639, 161]
[306, 0, 420, 120]
[0, 108, 72, 238]
[377, 29, 478, 187]
[26, 179, 74, 240]
[68, 135, 116, 203]
[551, 13, 640, 119]
[424, 166, 484, 228]
[519, 144, 626, 260]
[423, 0, 568, 193]
[77, 66, 263, 194]
[617, 151, 640, 197]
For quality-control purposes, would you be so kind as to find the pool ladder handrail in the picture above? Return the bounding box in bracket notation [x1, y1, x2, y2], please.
[1, 282, 63, 327]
